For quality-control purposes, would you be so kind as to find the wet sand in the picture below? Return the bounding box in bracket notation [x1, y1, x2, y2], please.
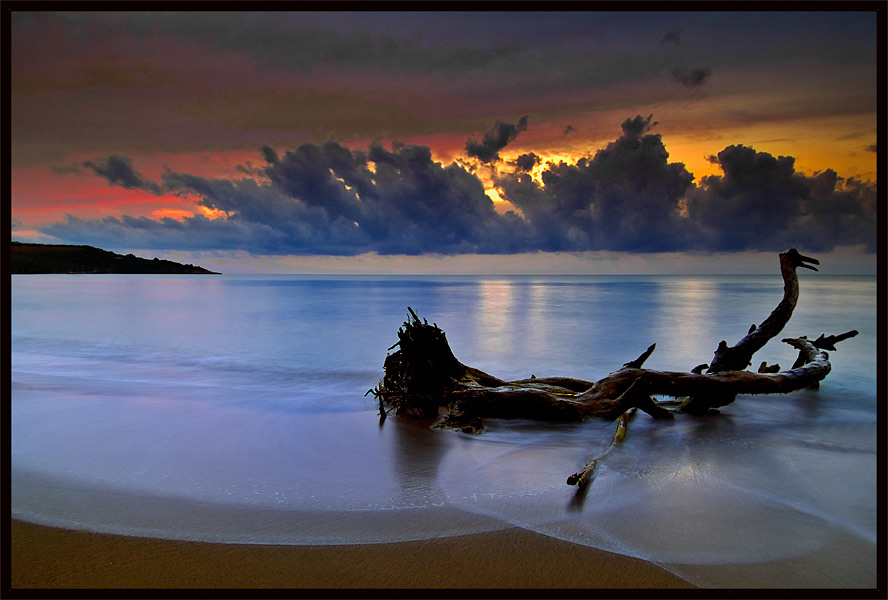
[10, 519, 695, 590]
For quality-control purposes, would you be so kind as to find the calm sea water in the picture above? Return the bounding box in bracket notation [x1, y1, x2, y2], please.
[11, 274, 878, 585]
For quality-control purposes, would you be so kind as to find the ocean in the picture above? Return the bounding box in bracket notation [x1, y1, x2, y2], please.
[10, 273, 878, 587]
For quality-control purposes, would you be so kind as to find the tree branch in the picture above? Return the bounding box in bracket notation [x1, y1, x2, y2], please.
[706, 249, 818, 373]
[373, 250, 856, 485]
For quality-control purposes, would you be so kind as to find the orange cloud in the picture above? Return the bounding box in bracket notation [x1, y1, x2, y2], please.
[196, 205, 230, 220]
[152, 209, 194, 221]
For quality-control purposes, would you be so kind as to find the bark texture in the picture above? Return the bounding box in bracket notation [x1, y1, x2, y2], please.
[370, 249, 859, 463]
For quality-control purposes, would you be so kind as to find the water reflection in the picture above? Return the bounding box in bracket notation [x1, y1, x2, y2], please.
[476, 280, 515, 355]
[653, 278, 720, 370]
[526, 283, 551, 340]
[387, 417, 448, 504]
[11, 274, 877, 578]
[567, 481, 591, 512]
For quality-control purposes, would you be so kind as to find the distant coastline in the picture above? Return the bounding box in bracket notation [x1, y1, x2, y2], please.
[10, 242, 219, 274]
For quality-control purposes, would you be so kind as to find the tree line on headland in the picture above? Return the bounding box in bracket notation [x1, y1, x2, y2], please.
[10, 242, 219, 274]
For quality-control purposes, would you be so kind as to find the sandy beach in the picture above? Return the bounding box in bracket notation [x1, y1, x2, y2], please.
[9, 519, 695, 590]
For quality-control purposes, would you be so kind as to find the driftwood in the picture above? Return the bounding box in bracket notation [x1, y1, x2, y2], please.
[369, 249, 858, 487]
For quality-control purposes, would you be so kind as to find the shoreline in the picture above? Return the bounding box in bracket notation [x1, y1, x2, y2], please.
[9, 518, 696, 590]
[10, 451, 880, 590]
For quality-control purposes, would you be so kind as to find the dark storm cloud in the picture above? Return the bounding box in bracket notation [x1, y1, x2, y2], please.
[515, 153, 540, 172]
[261, 141, 368, 223]
[58, 140, 528, 256]
[356, 143, 531, 254]
[83, 155, 161, 194]
[261, 145, 279, 164]
[621, 115, 658, 138]
[43, 116, 877, 256]
[498, 115, 695, 252]
[497, 116, 875, 254]
[465, 116, 529, 163]
[685, 145, 877, 252]
[671, 67, 712, 87]
[42, 213, 279, 252]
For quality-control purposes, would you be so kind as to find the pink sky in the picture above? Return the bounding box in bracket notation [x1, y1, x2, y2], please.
[10, 10, 880, 273]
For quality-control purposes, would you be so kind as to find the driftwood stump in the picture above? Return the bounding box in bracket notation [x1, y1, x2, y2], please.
[369, 249, 858, 486]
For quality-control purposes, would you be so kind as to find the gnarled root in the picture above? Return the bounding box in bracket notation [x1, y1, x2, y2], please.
[376, 314, 848, 426]
[372, 250, 858, 486]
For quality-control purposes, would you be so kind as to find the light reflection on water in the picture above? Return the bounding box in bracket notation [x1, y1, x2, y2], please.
[11, 274, 877, 582]
[654, 278, 720, 368]
[476, 280, 515, 355]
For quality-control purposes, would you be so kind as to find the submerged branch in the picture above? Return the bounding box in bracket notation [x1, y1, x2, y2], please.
[568, 407, 638, 488]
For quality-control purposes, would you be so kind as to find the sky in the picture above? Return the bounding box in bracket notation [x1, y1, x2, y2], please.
[8, 9, 882, 274]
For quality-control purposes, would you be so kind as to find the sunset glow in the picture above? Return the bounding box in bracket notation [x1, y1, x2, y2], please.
[152, 209, 194, 221]
[9, 9, 880, 273]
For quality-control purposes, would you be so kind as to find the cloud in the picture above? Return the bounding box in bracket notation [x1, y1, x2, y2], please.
[83, 155, 161, 194]
[497, 116, 875, 254]
[660, 28, 681, 45]
[41, 116, 877, 257]
[685, 145, 877, 252]
[54, 140, 529, 256]
[564, 125, 577, 135]
[865, 144, 877, 153]
[261, 145, 279, 164]
[42, 212, 296, 253]
[620, 114, 658, 138]
[515, 153, 540, 172]
[465, 116, 529, 163]
[671, 67, 712, 87]
[498, 115, 695, 252]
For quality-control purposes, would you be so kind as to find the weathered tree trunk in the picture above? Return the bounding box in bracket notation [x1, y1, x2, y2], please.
[705, 248, 819, 373]
[370, 249, 858, 461]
